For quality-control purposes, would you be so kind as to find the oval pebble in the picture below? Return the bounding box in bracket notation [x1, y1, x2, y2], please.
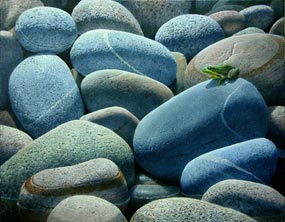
[202, 179, 285, 221]
[80, 106, 139, 147]
[72, 0, 143, 35]
[0, 120, 134, 220]
[269, 17, 284, 36]
[15, 6, 77, 54]
[0, 31, 23, 110]
[130, 197, 257, 222]
[18, 158, 129, 221]
[185, 33, 285, 105]
[47, 195, 127, 222]
[134, 78, 267, 182]
[208, 10, 246, 36]
[80, 69, 174, 119]
[0, 125, 33, 165]
[9, 54, 84, 138]
[155, 14, 224, 60]
[181, 138, 279, 198]
[240, 5, 275, 30]
[70, 29, 177, 86]
[233, 26, 265, 35]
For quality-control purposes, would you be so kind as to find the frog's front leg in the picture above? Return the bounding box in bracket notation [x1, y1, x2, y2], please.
[228, 68, 240, 79]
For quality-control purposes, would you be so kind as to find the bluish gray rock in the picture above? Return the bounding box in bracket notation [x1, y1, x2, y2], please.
[133, 78, 267, 182]
[70, 29, 177, 86]
[15, 6, 77, 54]
[181, 138, 279, 198]
[194, 0, 218, 14]
[240, 5, 275, 30]
[80, 69, 174, 119]
[72, 0, 143, 35]
[80, 107, 139, 147]
[9, 54, 84, 138]
[155, 14, 224, 60]
[0, 31, 23, 110]
[202, 179, 285, 222]
[41, 0, 68, 9]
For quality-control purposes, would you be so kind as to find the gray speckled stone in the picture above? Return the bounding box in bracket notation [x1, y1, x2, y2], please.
[80, 107, 139, 147]
[185, 33, 285, 105]
[0, 31, 23, 110]
[130, 197, 257, 222]
[209, 10, 246, 36]
[0, 120, 134, 220]
[80, 69, 174, 119]
[18, 158, 130, 221]
[240, 5, 275, 30]
[155, 14, 224, 60]
[0, 125, 32, 165]
[267, 106, 285, 148]
[202, 179, 285, 222]
[269, 17, 284, 36]
[47, 195, 127, 222]
[114, 0, 192, 39]
[15, 6, 77, 54]
[0, 0, 44, 31]
[233, 27, 265, 36]
[72, 0, 142, 35]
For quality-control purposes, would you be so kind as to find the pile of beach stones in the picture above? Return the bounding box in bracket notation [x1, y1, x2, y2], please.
[0, 0, 284, 221]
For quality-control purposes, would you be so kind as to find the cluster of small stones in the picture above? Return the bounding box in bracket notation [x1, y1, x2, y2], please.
[0, 0, 284, 221]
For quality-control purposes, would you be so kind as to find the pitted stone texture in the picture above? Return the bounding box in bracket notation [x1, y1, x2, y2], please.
[134, 78, 267, 182]
[0, 0, 44, 31]
[0, 120, 134, 219]
[0, 31, 23, 110]
[80, 69, 174, 119]
[0, 125, 33, 165]
[181, 138, 278, 198]
[18, 158, 129, 221]
[155, 14, 224, 60]
[70, 29, 177, 86]
[15, 6, 77, 54]
[240, 5, 275, 31]
[114, 0, 192, 39]
[209, 10, 246, 36]
[202, 179, 285, 222]
[47, 195, 127, 222]
[80, 106, 139, 146]
[130, 197, 257, 222]
[185, 33, 285, 105]
[9, 54, 84, 138]
[72, 0, 142, 35]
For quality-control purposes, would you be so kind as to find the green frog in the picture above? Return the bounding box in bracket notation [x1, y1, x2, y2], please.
[201, 63, 240, 85]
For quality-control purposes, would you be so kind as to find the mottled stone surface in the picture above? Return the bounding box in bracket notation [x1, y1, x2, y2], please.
[80, 107, 139, 147]
[47, 195, 128, 222]
[202, 179, 285, 222]
[72, 0, 142, 35]
[70, 29, 177, 86]
[18, 158, 129, 221]
[15, 7, 77, 54]
[134, 78, 267, 182]
[80, 69, 174, 119]
[0, 120, 134, 220]
[130, 197, 257, 222]
[155, 14, 224, 60]
[181, 138, 278, 198]
[0, 125, 32, 165]
[185, 34, 285, 105]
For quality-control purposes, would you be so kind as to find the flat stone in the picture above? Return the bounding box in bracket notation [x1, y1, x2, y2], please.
[47, 195, 127, 222]
[72, 0, 142, 35]
[130, 197, 257, 222]
[134, 78, 267, 182]
[185, 33, 285, 105]
[80, 106, 139, 147]
[202, 179, 285, 222]
[181, 138, 279, 198]
[70, 29, 177, 86]
[80, 69, 174, 119]
[18, 158, 129, 221]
